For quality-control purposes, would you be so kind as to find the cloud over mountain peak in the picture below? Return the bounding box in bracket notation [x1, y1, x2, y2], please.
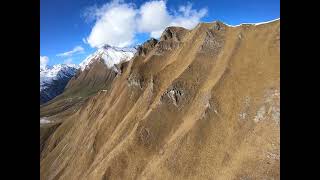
[84, 0, 207, 48]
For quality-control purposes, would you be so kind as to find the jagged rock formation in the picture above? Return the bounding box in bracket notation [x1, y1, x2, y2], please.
[136, 38, 158, 56]
[40, 19, 280, 180]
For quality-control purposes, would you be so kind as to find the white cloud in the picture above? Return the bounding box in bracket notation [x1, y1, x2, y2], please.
[150, 30, 164, 38]
[85, 1, 137, 48]
[40, 56, 49, 69]
[140, 1, 207, 38]
[64, 58, 73, 64]
[170, 3, 208, 29]
[82, 4, 99, 23]
[137, 1, 171, 34]
[57, 46, 85, 57]
[84, 0, 207, 47]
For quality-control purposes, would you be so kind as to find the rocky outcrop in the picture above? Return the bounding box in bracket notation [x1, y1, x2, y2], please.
[154, 27, 189, 55]
[136, 38, 158, 56]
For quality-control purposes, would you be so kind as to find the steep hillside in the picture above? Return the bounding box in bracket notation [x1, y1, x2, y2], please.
[40, 19, 280, 180]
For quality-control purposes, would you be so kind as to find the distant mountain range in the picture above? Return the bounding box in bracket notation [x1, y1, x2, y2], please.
[40, 64, 78, 104]
[40, 45, 136, 104]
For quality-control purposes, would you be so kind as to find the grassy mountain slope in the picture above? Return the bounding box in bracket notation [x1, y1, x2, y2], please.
[40, 20, 280, 180]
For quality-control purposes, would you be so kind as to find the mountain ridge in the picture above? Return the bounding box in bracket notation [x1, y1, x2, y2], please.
[41, 19, 280, 179]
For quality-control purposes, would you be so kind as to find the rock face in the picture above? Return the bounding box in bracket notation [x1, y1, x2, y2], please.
[40, 64, 78, 104]
[40, 19, 280, 180]
[136, 38, 158, 56]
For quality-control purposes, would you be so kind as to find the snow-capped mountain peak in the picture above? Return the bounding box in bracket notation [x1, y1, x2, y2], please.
[40, 64, 79, 84]
[79, 44, 136, 71]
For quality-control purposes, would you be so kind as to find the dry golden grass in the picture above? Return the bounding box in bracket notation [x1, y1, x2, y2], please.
[40, 20, 280, 180]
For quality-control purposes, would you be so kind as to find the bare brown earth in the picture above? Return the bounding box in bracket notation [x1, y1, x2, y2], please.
[40, 20, 280, 180]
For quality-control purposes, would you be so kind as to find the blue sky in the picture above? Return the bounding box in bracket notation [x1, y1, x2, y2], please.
[40, 0, 279, 66]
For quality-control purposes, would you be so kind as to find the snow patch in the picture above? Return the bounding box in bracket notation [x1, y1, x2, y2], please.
[224, 18, 280, 27]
